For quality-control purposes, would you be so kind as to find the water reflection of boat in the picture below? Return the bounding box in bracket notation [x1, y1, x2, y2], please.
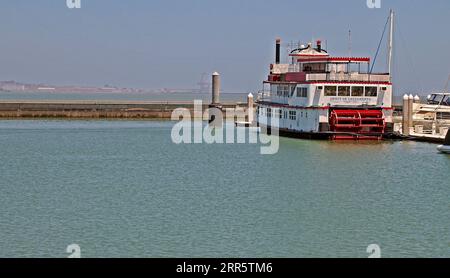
[437, 129, 450, 153]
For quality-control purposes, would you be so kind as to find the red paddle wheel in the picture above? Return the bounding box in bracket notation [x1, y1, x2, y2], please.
[329, 109, 385, 140]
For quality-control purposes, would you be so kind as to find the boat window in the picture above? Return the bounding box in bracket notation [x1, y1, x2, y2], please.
[325, 86, 337, 96]
[428, 94, 443, 104]
[302, 63, 326, 73]
[443, 96, 450, 106]
[351, 86, 364, 96]
[297, 87, 308, 98]
[338, 86, 351, 96]
[290, 86, 296, 97]
[434, 95, 444, 103]
[365, 86, 378, 97]
[272, 85, 277, 96]
[289, 111, 297, 120]
[277, 85, 291, 97]
[437, 112, 450, 119]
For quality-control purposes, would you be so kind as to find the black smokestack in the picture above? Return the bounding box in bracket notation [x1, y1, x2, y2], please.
[444, 129, 450, 146]
[275, 38, 281, 64]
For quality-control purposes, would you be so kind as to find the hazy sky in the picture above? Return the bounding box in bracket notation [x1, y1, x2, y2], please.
[0, 0, 449, 94]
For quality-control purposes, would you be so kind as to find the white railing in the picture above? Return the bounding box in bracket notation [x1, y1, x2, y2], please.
[257, 90, 272, 101]
[288, 64, 302, 72]
[306, 72, 390, 82]
[285, 65, 391, 82]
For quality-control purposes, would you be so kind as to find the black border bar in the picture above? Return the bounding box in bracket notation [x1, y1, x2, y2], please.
[0, 258, 448, 275]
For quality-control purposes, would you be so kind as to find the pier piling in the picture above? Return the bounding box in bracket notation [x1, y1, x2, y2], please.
[212, 72, 220, 105]
[402, 94, 410, 135]
[209, 72, 223, 127]
[408, 94, 414, 131]
[247, 93, 254, 124]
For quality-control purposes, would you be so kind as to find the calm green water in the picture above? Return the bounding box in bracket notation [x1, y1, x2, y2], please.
[0, 120, 448, 258]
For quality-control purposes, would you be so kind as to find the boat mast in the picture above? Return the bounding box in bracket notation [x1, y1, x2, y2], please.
[387, 9, 395, 82]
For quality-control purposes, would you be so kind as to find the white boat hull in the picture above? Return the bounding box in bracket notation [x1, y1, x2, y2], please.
[437, 145, 450, 154]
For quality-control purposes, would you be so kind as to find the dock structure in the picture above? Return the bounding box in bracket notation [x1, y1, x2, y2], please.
[406, 132, 446, 143]
[0, 98, 445, 144]
[393, 93, 449, 144]
[0, 100, 247, 119]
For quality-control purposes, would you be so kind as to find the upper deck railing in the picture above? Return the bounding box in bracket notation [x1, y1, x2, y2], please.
[280, 64, 391, 83]
[306, 72, 390, 83]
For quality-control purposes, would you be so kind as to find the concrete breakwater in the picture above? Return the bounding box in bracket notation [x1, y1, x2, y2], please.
[0, 100, 247, 119]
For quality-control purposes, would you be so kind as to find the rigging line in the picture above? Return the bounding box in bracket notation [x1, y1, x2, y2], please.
[370, 15, 390, 74]
[397, 18, 424, 94]
[444, 74, 450, 92]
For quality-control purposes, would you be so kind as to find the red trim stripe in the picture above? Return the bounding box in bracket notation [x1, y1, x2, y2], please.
[264, 80, 392, 85]
[258, 102, 393, 110]
[257, 102, 329, 110]
[308, 81, 391, 85]
[295, 57, 371, 63]
[289, 54, 330, 57]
